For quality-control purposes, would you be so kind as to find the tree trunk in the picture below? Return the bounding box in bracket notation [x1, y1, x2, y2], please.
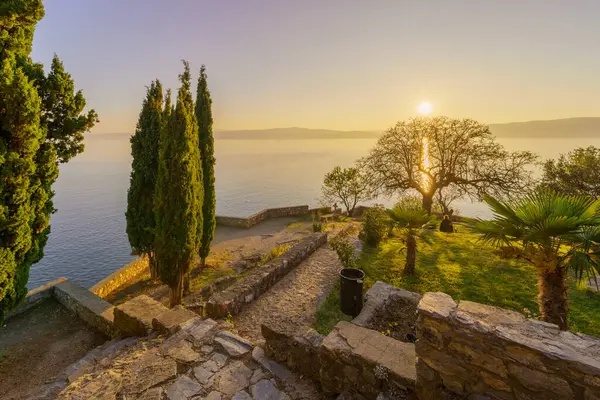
[200, 257, 206, 268]
[183, 273, 190, 296]
[148, 251, 158, 281]
[422, 195, 433, 215]
[169, 270, 184, 307]
[537, 265, 568, 330]
[403, 232, 417, 276]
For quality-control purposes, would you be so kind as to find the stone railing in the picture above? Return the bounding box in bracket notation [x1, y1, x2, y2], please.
[90, 257, 148, 298]
[205, 232, 327, 318]
[4, 277, 67, 320]
[416, 292, 600, 400]
[216, 205, 310, 228]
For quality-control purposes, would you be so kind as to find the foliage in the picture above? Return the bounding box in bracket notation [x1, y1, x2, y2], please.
[154, 61, 203, 307]
[0, 2, 97, 319]
[360, 117, 537, 214]
[260, 244, 291, 265]
[315, 227, 600, 337]
[359, 206, 389, 247]
[195, 65, 216, 266]
[541, 146, 600, 199]
[312, 210, 323, 232]
[126, 81, 163, 279]
[321, 166, 372, 216]
[475, 189, 600, 330]
[329, 235, 357, 269]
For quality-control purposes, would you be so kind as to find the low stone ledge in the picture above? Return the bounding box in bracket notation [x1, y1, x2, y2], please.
[262, 323, 324, 381]
[320, 321, 417, 399]
[216, 205, 310, 228]
[205, 232, 328, 318]
[53, 279, 116, 338]
[152, 305, 200, 335]
[352, 281, 421, 342]
[4, 277, 67, 320]
[90, 257, 148, 298]
[114, 295, 170, 337]
[415, 292, 600, 400]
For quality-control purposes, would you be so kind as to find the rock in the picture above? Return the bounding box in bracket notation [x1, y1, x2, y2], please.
[152, 305, 200, 335]
[250, 379, 291, 400]
[250, 369, 267, 385]
[185, 318, 218, 345]
[58, 370, 122, 400]
[337, 391, 368, 400]
[114, 295, 170, 337]
[166, 375, 203, 400]
[202, 359, 221, 373]
[136, 387, 163, 400]
[212, 360, 253, 396]
[201, 345, 214, 354]
[163, 338, 200, 364]
[214, 331, 253, 358]
[252, 347, 293, 380]
[232, 390, 253, 400]
[417, 292, 457, 320]
[212, 352, 229, 369]
[64, 356, 96, 383]
[204, 392, 223, 400]
[120, 350, 178, 394]
[193, 365, 215, 385]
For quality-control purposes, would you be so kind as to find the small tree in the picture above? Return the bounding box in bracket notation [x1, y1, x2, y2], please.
[475, 190, 600, 330]
[541, 146, 600, 199]
[126, 80, 163, 279]
[329, 235, 358, 269]
[361, 117, 537, 214]
[154, 61, 202, 307]
[321, 166, 371, 217]
[387, 198, 433, 275]
[359, 206, 388, 247]
[195, 65, 216, 267]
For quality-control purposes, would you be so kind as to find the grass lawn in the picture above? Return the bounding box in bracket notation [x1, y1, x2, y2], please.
[315, 224, 600, 337]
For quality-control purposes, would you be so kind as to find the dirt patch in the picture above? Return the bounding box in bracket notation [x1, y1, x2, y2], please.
[0, 299, 107, 400]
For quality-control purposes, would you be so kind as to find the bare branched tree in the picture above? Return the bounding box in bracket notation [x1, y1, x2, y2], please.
[360, 117, 538, 214]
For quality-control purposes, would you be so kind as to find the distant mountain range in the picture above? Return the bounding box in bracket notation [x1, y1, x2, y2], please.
[214, 117, 600, 140]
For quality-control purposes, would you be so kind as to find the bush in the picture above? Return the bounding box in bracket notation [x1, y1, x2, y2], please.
[359, 206, 389, 247]
[312, 210, 323, 232]
[329, 235, 357, 269]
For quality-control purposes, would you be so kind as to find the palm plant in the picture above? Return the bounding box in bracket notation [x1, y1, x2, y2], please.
[476, 189, 600, 330]
[388, 199, 433, 276]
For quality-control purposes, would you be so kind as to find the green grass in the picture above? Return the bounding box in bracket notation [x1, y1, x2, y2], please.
[315, 226, 600, 337]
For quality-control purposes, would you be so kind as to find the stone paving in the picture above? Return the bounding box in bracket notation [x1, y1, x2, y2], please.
[57, 318, 304, 400]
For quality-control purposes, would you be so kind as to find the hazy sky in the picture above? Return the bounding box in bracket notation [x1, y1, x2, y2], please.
[31, 0, 600, 133]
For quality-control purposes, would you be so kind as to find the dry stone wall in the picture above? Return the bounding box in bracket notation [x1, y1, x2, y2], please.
[416, 292, 600, 400]
[216, 205, 310, 228]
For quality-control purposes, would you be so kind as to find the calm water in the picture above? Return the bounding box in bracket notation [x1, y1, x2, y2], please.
[28, 134, 600, 289]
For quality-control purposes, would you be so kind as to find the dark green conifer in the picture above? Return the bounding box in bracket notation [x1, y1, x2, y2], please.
[154, 61, 203, 307]
[126, 81, 163, 279]
[0, 1, 97, 320]
[195, 65, 216, 267]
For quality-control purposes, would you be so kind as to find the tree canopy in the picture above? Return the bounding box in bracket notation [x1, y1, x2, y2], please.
[0, 1, 96, 319]
[361, 117, 537, 213]
[541, 146, 600, 199]
[195, 65, 215, 266]
[126, 80, 163, 279]
[321, 166, 371, 216]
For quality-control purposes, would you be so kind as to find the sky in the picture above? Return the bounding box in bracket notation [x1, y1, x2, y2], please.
[31, 0, 600, 133]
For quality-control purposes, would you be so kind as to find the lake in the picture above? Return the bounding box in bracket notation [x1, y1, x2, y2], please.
[27, 134, 600, 289]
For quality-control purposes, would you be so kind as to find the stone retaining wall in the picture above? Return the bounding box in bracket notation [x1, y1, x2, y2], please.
[205, 232, 327, 318]
[216, 205, 310, 228]
[416, 292, 600, 400]
[90, 257, 148, 298]
[4, 277, 67, 320]
[54, 279, 116, 338]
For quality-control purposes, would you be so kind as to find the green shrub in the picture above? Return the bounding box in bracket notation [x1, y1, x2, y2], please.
[359, 206, 389, 247]
[329, 235, 357, 269]
[312, 210, 323, 232]
[261, 244, 291, 264]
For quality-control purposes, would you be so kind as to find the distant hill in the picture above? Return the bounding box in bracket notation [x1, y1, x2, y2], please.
[214, 118, 600, 140]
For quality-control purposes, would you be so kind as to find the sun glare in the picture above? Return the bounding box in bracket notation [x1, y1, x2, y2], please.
[418, 101, 432, 115]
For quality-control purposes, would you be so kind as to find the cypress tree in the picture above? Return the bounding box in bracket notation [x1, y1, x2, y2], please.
[154, 61, 203, 307]
[126, 81, 163, 279]
[0, 1, 97, 320]
[195, 65, 216, 267]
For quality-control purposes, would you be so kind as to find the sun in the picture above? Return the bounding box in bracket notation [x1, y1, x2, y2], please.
[417, 101, 433, 115]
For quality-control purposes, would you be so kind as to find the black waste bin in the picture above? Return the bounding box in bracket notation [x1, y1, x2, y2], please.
[339, 268, 365, 317]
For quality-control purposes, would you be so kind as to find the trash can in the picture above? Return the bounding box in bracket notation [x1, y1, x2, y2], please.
[339, 268, 365, 317]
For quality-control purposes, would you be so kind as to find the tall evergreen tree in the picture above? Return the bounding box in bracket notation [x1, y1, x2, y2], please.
[0, 1, 97, 320]
[126, 81, 163, 279]
[195, 65, 216, 267]
[154, 61, 203, 307]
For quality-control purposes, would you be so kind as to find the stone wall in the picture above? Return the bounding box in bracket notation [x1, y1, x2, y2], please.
[4, 277, 67, 320]
[416, 292, 600, 400]
[205, 232, 327, 318]
[352, 281, 421, 342]
[90, 257, 149, 298]
[216, 205, 310, 228]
